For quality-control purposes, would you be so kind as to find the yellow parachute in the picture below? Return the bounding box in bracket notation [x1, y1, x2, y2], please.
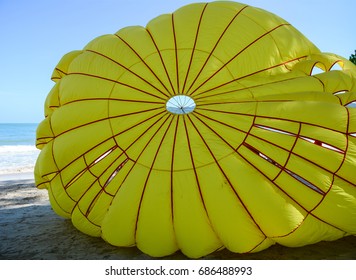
[35, 1, 356, 258]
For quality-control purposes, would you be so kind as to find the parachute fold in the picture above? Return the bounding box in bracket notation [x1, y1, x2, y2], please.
[35, 1, 356, 258]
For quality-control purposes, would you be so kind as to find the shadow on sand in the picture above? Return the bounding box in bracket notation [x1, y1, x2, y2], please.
[1, 180, 355, 260]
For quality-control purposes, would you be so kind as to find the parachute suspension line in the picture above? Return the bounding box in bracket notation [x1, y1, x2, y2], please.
[166, 95, 196, 115]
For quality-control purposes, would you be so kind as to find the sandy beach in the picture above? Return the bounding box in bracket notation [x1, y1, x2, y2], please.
[1, 178, 356, 260]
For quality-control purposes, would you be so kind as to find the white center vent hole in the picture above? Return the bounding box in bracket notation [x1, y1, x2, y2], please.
[166, 95, 196, 115]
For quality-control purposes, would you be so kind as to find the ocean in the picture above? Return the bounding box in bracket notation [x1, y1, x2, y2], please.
[0, 123, 40, 181]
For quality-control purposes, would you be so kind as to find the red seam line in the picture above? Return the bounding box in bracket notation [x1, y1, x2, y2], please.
[189, 22, 291, 96]
[186, 5, 249, 94]
[248, 130, 355, 188]
[183, 115, 224, 244]
[110, 113, 171, 199]
[192, 55, 305, 98]
[271, 122, 302, 182]
[40, 110, 167, 182]
[53, 67, 67, 77]
[183, 116, 213, 222]
[171, 13, 180, 94]
[133, 114, 173, 239]
[86, 49, 170, 98]
[170, 116, 180, 230]
[113, 35, 172, 97]
[77, 205, 101, 228]
[146, 29, 176, 95]
[181, 3, 208, 93]
[199, 106, 350, 136]
[236, 148, 309, 213]
[309, 106, 352, 214]
[236, 145, 348, 234]
[135, 116, 177, 242]
[67, 72, 167, 101]
[62, 97, 163, 106]
[68, 151, 126, 217]
[187, 114, 267, 237]
[247, 131, 343, 179]
[194, 110, 248, 135]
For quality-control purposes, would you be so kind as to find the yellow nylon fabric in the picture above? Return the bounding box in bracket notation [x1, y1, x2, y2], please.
[35, 1, 356, 258]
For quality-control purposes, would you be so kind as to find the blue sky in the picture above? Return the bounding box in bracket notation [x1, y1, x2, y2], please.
[0, 0, 355, 123]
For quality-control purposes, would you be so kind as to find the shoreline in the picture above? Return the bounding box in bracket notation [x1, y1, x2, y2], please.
[1, 178, 356, 260]
[0, 171, 35, 182]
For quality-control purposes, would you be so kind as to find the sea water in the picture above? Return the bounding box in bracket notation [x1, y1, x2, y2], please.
[0, 123, 40, 180]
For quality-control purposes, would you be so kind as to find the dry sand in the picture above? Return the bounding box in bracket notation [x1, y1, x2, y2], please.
[1, 179, 356, 260]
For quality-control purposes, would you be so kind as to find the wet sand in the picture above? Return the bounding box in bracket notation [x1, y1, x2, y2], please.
[1, 179, 356, 260]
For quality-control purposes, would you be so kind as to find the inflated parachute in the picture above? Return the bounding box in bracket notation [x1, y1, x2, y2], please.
[35, 1, 356, 258]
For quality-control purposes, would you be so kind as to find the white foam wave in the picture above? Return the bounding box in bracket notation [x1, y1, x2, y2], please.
[0, 145, 38, 154]
[0, 145, 40, 176]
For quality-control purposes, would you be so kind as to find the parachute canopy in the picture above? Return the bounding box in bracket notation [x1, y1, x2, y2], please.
[35, 1, 356, 258]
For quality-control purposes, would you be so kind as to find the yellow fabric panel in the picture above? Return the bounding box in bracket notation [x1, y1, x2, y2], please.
[71, 205, 101, 237]
[47, 183, 71, 219]
[58, 156, 87, 190]
[257, 100, 348, 132]
[221, 156, 306, 237]
[52, 121, 113, 170]
[309, 53, 347, 71]
[237, 144, 281, 179]
[101, 159, 135, 195]
[35, 117, 54, 148]
[274, 215, 345, 247]
[300, 124, 347, 152]
[136, 170, 178, 257]
[249, 124, 297, 152]
[85, 33, 141, 73]
[51, 50, 82, 82]
[58, 75, 114, 104]
[44, 82, 60, 118]
[34, 141, 57, 188]
[67, 51, 125, 81]
[87, 147, 124, 178]
[317, 70, 354, 93]
[48, 174, 76, 216]
[286, 153, 333, 194]
[249, 238, 275, 253]
[338, 92, 356, 106]
[274, 172, 323, 211]
[293, 135, 345, 172]
[65, 170, 97, 201]
[193, 111, 252, 151]
[146, 15, 179, 94]
[87, 191, 114, 227]
[134, 117, 175, 172]
[117, 59, 170, 97]
[101, 164, 149, 246]
[197, 161, 268, 253]
[112, 114, 168, 164]
[172, 169, 221, 258]
[348, 108, 356, 133]
[335, 136, 356, 184]
[245, 132, 291, 165]
[251, 76, 325, 98]
[76, 181, 102, 218]
[312, 177, 356, 233]
[82, 138, 118, 168]
[50, 102, 109, 137]
[254, 117, 300, 135]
